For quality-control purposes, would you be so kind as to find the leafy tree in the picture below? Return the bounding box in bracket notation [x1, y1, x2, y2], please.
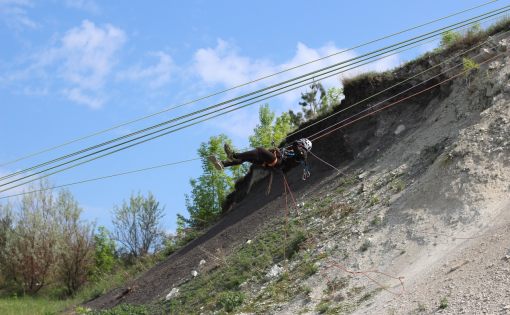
[299, 82, 326, 119]
[185, 135, 236, 228]
[112, 192, 165, 258]
[288, 109, 304, 128]
[92, 226, 116, 278]
[320, 87, 343, 115]
[0, 203, 13, 287]
[298, 83, 343, 120]
[1, 182, 59, 294]
[249, 104, 294, 148]
[440, 30, 462, 47]
[55, 189, 95, 295]
[249, 104, 275, 148]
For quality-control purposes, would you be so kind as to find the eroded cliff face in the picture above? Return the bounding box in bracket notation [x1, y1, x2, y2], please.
[86, 29, 510, 314]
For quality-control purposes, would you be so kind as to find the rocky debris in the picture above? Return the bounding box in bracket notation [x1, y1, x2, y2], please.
[394, 124, 406, 135]
[191, 270, 198, 277]
[266, 264, 284, 281]
[165, 288, 179, 301]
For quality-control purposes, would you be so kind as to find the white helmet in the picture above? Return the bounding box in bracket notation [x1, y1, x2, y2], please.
[297, 138, 312, 152]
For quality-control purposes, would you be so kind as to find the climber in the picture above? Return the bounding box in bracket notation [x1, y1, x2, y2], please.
[209, 138, 312, 180]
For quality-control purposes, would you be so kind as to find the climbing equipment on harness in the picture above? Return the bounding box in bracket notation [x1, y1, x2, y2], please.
[302, 168, 311, 181]
[297, 138, 312, 152]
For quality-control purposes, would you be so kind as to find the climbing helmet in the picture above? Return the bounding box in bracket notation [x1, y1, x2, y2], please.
[297, 138, 312, 152]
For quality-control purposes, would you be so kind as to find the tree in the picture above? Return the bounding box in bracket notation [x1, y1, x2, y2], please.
[288, 110, 304, 128]
[440, 30, 462, 47]
[296, 84, 343, 122]
[320, 87, 343, 115]
[92, 226, 116, 278]
[185, 135, 236, 228]
[0, 203, 13, 288]
[112, 192, 165, 258]
[55, 190, 95, 295]
[2, 182, 59, 294]
[299, 82, 326, 119]
[249, 104, 294, 148]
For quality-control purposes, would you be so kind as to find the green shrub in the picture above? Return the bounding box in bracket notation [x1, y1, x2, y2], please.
[91, 304, 150, 315]
[439, 297, 448, 309]
[440, 30, 462, 47]
[463, 57, 479, 73]
[92, 226, 116, 279]
[359, 240, 372, 252]
[299, 261, 318, 278]
[217, 291, 244, 312]
[316, 300, 330, 314]
[285, 230, 307, 259]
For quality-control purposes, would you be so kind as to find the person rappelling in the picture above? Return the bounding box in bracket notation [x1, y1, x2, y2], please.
[208, 138, 312, 181]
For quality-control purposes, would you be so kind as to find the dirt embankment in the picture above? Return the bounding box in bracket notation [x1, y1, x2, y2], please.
[86, 29, 510, 313]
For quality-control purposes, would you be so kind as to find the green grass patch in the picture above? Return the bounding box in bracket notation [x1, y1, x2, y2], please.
[315, 300, 331, 314]
[0, 297, 74, 315]
[89, 304, 151, 315]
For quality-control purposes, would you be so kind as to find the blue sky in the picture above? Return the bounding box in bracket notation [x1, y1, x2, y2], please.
[0, 0, 503, 232]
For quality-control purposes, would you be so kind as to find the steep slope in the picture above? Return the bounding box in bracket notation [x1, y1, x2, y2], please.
[85, 28, 510, 314]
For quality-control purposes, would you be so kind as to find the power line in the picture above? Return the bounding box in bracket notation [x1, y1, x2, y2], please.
[0, 158, 200, 200]
[0, 0, 501, 168]
[2, 46, 503, 199]
[0, 41, 427, 192]
[0, 13, 507, 193]
[1, 8, 506, 188]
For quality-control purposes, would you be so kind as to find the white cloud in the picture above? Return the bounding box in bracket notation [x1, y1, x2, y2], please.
[63, 87, 103, 109]
[193, 39, 274, 88]
[34, 20, 126, 108]
[0, 0, 37, 30]
[191, 39, 401, 137]
[191, 39, 400, 105]
[118, 51, 175, 89]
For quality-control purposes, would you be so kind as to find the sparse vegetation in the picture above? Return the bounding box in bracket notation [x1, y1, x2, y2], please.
[298, 260, 318, 277]
[217, 291, 245, 312]
[439, 297, 448, 309]
[89, 304, 151, 315]
[325, 277, 350, 294]
[370, 216, 382, 226]
[316, 300, 331, 314]
[389, 178, 405, 193]
[160, 218, 308, 314]
[463, 57, 480, 73]
[369, 194, 380, 206]
[440, 30, 462, 47]
[416, 302, 427, 312]
[359, 240, 372, 252]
